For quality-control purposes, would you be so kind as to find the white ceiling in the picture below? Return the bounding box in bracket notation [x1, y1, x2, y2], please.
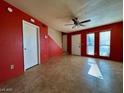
[5, 0, 123, 33]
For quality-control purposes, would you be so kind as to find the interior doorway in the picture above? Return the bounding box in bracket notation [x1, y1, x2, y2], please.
[23, 20, 40, 71]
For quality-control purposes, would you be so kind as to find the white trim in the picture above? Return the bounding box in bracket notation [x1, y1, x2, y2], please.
[22, 20, 41, 71]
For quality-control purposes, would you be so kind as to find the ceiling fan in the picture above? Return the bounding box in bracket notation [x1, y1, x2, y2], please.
[65, 17, 91, 28]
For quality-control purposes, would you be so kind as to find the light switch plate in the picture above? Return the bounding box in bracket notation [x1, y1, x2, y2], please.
[10, 65, 14, 70]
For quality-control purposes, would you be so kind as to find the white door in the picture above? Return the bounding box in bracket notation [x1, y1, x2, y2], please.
[62, 35, 67, 52]
[23, 20, 39, 70]
[72, 34, 81, 55]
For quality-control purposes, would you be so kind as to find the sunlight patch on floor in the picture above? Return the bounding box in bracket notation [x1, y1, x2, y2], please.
[88, 59, 103, 79]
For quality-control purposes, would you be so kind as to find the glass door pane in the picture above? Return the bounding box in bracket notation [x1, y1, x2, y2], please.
[87, 33, 95, 55]
[99, 31, 111, 56]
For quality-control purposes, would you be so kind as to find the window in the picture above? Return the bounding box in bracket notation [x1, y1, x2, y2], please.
[87, 33, 95, 55]
[99, 31, 111, 56]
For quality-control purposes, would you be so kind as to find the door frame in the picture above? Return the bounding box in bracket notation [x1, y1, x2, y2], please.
[71, 34, 81, 56]
[22, 20, 41, 71]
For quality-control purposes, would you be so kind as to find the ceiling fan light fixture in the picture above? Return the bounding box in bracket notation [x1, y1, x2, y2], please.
[65, 17, 91, 29]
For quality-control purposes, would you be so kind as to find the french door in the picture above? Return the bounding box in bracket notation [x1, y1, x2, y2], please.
[87, 33, 95, 55]
[86, 31, 111, 57]
[99, 31, 111, 57]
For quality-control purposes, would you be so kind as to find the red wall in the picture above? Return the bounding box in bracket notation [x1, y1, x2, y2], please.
[0, 1, 63, 83]
[48, 36, 63, 58]
[66, 22, 123, 62]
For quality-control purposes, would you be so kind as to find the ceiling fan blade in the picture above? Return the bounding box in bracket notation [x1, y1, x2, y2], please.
[65, 24, 74, 26]
[80, 25, 85, 27]
[80, 19, 91, 23]
[79, 24, 85, 26]
[72, 25, 76, 29]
